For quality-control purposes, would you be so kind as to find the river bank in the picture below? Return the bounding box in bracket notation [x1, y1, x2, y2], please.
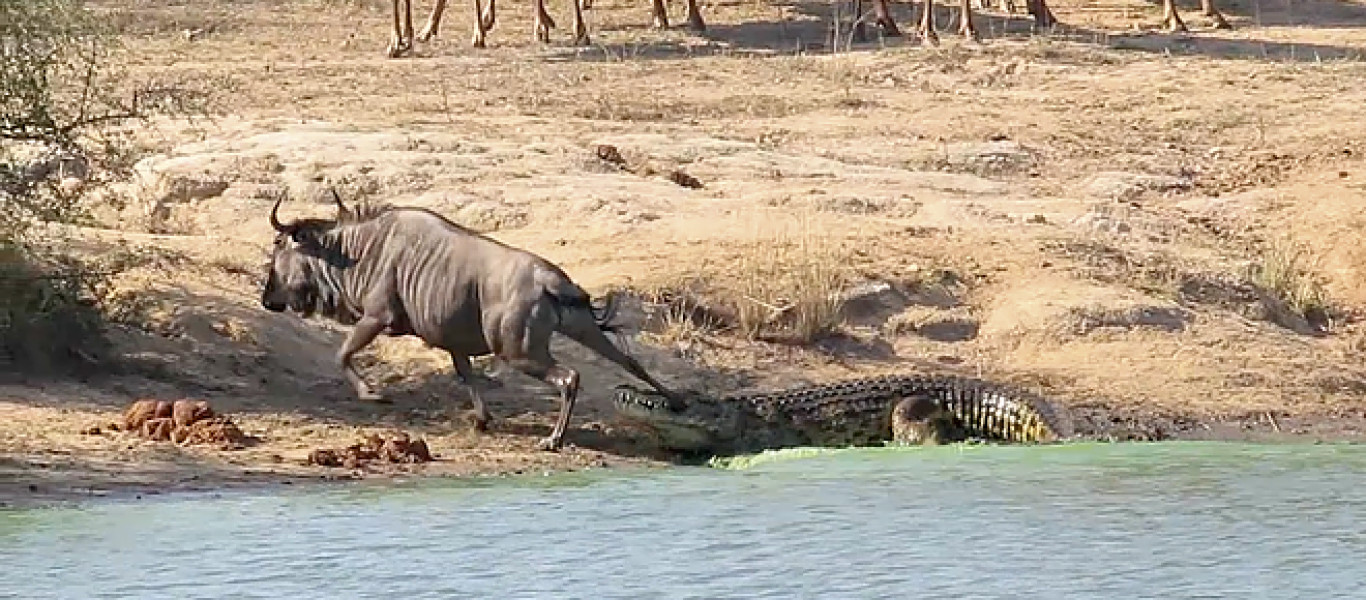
[6, 388, 1366, 510]
[8, 0, 1366, 509]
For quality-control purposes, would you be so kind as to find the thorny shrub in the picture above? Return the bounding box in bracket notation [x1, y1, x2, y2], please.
[1, 0, 218, 372]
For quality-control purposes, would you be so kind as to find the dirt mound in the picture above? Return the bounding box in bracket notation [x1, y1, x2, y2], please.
[589, 144, 703, 189]
[307, 431, 434, 470]
[101, 399, 250, 449]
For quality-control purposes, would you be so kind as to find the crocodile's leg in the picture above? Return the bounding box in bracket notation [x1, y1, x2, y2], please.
[891, 395, 965, 445]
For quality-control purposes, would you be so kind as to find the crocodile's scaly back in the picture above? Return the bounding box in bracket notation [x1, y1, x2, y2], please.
[732, 374, 1068, 446]
[613, 372, 1071, 456]
[895, 375, 1069, 443]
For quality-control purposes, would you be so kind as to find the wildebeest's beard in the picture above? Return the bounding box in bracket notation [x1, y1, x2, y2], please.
[288, 280, 319, 317]
[275, 247, 359, 323]
[263, 245, 323, 318]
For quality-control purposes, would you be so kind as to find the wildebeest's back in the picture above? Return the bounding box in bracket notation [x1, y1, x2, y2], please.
[368, 209, 581, 355]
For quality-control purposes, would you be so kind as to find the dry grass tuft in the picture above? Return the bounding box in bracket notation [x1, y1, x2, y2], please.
[629, 211, 853, 347]
[1249, 236, 1333, 328]
[645, 279, 724, 347]
[730, 211, 848, 344]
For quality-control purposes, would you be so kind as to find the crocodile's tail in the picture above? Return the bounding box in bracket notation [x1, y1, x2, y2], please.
[901, 375, 1072, 443]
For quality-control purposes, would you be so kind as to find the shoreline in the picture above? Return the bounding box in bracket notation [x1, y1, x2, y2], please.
[6, 406, 1364, 511]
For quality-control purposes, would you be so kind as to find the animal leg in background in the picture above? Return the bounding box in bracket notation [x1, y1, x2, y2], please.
[649, 0, 670, 28]
[533, 0, 557, 43]
[387, 0, 416, 57]
[337, 315, 389, 403]
[415, 0, 457, 42]
[470, 0, 497, 47]
[451, 354, 494, 430]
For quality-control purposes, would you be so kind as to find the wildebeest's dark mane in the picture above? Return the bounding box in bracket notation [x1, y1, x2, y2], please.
[320, 201, 478, 235]
[280, 201, 399, 231]
[340, 200, 396, 225]
[286, 201, 516, 255]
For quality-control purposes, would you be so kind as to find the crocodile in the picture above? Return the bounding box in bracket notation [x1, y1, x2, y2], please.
[612, 373, 1071, 456]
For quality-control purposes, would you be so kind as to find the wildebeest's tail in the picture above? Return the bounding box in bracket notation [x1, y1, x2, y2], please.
[537, 266, 679, 404]
[589, 291, 622, 331]
[536, 268, 619, 332]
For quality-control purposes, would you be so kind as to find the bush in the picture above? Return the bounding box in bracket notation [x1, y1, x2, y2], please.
[642, 212, 850, 346]
[0, 246, 108, 370]
[1, 0, 214, 372]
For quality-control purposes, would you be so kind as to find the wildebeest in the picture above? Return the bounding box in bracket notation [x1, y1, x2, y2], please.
[259, 192, 682, 450]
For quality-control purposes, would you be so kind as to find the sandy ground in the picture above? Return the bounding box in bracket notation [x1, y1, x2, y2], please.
[6, 0, 1366, 507]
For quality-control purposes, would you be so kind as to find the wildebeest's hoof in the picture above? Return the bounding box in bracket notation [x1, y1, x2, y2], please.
[358, 391, 391, 404]
[535, 436, 564, 452]
[467, 413, 493, 432]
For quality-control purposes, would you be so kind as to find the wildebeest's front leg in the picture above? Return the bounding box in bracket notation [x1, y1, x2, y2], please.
[451, 354, 494, 431]
[338, 315, 388, 402]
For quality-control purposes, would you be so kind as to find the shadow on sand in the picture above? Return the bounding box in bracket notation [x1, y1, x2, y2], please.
[0, 283, 749, 460]
[538, 0, 1365, 64]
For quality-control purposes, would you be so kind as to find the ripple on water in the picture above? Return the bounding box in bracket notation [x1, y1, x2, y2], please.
[3, 442, 1366, 599]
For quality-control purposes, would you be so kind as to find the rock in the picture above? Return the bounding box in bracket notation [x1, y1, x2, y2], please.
[123, 399, 173, 431]
[171, 399, 214, 428]
[23, 149, 90, 183]
[130, 155, 234, 221]
[839, 280, 912, 328]
[1085, 171, 1192, 202]
[666, 170, 704, 189]
[307, 430, 435, 469]
[140, 418, 175, 442]
[594, 144, 627, 167]
[942, 140, 1038, 175]
[1072, 212, 1132, 235]
[119, 398, 249, 449]
[173, 417, 247, 448]
[453, 201, 528, 232]
[307, 449, 343, 467]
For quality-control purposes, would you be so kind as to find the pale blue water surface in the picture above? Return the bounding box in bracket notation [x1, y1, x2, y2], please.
[3, 442, 1365, 599]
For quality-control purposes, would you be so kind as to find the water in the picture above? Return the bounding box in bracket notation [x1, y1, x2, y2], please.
[4, 442, 1366, 599]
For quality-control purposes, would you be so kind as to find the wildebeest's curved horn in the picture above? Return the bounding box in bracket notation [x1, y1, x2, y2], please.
[269, 196, 289, 232]
[330, 187, 350, 216]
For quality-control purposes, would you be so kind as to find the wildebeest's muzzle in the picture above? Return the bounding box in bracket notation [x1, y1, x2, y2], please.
[261, 275, 288, 312]
[260, 266, 317, 317]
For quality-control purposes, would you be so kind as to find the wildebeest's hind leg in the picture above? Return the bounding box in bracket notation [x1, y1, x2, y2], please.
[416, 0, 450, 42]
[504, 356, 581, 451]
[338, 316, 388, 403]
[451, 354, 493, 431]
[497, 299, 585, 451]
